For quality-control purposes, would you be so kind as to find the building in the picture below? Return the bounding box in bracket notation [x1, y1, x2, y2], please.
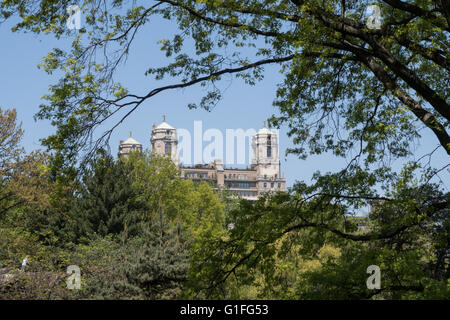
[118, 132, 143, 158]
[150, 115, 179, 165]
[118, 117, 286, 200]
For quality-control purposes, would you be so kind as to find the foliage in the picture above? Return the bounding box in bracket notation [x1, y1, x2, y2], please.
[67, 149, 148, 241]
[190, 185, 449, 299]
[0, 0, 449, 299]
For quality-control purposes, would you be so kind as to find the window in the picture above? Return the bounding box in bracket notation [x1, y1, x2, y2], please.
[278, 183, 281, 188]
[264, 183, 267, 188]
[165, 143, 171, 155]
[267, 146, 272, 158]
[264, 174, 267, 179]
[271, 183, 274, 188]
[275, 174, 277, 178]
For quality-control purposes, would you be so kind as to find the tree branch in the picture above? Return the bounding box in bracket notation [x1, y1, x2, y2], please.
[286, 199, 448, 241]
[160, 0, 282, 37]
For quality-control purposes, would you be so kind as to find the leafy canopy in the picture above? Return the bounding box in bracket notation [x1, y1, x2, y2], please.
[1, 0, 449, 299]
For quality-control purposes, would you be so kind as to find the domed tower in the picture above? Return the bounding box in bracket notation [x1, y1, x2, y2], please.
[118, 132, 142, 158]
[251, 122, 281, 179]
[150, 115, 179, 164]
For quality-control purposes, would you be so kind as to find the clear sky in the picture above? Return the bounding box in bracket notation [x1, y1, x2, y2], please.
[0, 13, 448, 203]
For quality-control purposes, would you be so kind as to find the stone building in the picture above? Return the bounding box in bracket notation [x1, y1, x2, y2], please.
[118, 132, 143, 158]
[118, 118, 286, 199]
[150, 115, 179, 165]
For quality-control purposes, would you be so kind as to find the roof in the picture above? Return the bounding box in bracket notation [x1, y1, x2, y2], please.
[156, 121, 175, 130]
[257, 127, 272, 135]
[121, 137, 141, 145]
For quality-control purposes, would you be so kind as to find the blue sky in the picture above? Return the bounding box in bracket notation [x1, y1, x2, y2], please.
[0, 13, 448, 203]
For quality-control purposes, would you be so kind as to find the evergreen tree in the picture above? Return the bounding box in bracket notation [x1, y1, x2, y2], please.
[122, 211, 189, 299]
[70, 212, 190, 300]
[70, 150, 148, 241]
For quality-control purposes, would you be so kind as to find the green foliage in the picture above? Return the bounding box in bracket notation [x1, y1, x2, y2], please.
[190, 184, 449, 299]
[119, 215, 189, 300]
[0, 1, 449, 300]
[68, 149, 148, 241]
[0, 143, 229, 299]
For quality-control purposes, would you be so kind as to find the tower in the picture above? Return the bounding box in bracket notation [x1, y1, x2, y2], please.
[150, 115, 179, 164]
[118, 132, 142, 158]
[251, 122, 281, 180]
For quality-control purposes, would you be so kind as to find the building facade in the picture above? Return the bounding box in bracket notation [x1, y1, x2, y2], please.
[150, 115, 179, 165]
[118, 132, 143, 158]
[118, 118, 286, 200]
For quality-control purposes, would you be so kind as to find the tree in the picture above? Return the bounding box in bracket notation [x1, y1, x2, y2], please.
[0, 108, 23, 172]
[1, 1, 449, 299]
[1, 1, 448, 158]
[120, 213, 190, 299]
[64, 153, 226, 299]
[0, 107, 24, 217]
[127, 150, 191, 224]
[0, 108, 56, 244]
[68, 149, 148, 241]
[124, 151, 227, 298]
[192, 188, 448, 299]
